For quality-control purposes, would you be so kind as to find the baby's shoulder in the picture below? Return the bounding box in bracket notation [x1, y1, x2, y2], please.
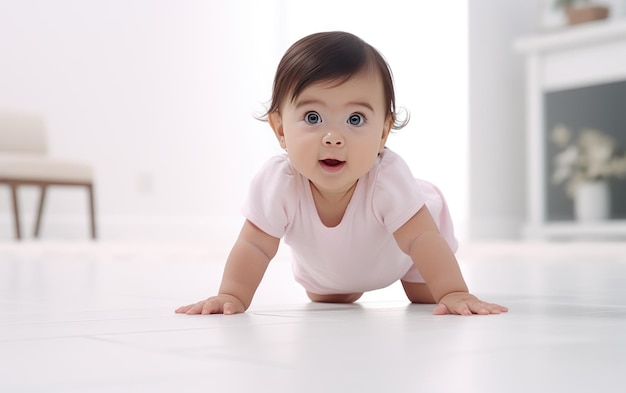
[257, 154, 297, 181]
[369, 149, 426, 232]
[372, 148, 415, 184]
[250, 154, 301, 194]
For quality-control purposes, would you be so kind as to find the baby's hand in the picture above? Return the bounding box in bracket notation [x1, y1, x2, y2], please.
[175, 294, 245, 315]
[434, 292, 508, 316]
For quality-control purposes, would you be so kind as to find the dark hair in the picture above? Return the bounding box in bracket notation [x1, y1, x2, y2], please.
[261, 31, 408, 129]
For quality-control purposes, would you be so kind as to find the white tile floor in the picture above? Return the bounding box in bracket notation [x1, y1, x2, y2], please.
[1, 240, 626, 392]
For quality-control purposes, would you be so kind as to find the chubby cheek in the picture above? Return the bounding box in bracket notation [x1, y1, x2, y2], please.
[355, 150, 380, 173]
[283, 136, 317, 169]
[353, 138, 385, 170]
[360, 132, 386, 155]
[284, 131, 314, 153]
[287, 153, 318, 181]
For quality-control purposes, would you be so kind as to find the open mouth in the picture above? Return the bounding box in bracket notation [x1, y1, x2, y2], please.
[321, 159, 344, 167]
[319, 158, 345, 172]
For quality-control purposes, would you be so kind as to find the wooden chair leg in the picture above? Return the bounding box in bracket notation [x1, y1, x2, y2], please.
[87, 183, 97, 239]
[34, 184, 48, 237]
[9, 183, 22, 240]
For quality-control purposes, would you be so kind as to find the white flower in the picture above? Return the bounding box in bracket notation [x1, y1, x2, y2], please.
[551, 125, 626, 199]
[552, 145, 577, 184]
[551, 123, 572, 148]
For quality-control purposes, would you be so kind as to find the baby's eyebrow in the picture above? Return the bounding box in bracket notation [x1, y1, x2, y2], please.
[294, 99, 323, 109]
[350, 101, 375, 112]
[294, 99, 375, 112]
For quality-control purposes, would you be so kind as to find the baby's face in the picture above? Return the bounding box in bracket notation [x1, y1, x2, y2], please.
[270, 69, 391, 196]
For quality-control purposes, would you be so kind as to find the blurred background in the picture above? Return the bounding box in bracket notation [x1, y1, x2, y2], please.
[1, 0, 625, 243]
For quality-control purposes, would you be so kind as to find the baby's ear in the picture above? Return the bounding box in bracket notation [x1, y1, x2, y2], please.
[269, 112, 286, 149]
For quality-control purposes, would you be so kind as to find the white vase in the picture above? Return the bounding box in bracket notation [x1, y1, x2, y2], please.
[574, 180, 610, 221]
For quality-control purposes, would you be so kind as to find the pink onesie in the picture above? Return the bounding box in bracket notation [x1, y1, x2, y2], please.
[242, 148, 458, 295]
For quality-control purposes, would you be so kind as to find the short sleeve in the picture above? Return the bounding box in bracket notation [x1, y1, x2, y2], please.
[371, 150, 426, 234]
[241, 155, 297, 239]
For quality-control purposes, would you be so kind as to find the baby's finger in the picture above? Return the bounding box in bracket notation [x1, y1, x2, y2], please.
[484, 302, 509, 314]
[187, 301, 209, 315]
[174, 304, 192, 314]
[496, 303, 509, 313]
[433, 303, 451, 315]
[468, 302, 491, 315]
[469, 301, 508, 315]
[176, 302, 201, 315]
[435, 302, 472, 316]
[201, 298, 222, 315]
[453, 303, 473, 316]
[223, 301, 244, 315]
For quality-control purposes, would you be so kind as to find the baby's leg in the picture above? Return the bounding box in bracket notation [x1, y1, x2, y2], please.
[401, 281, 436, 304]
[306, 291, 363, 303]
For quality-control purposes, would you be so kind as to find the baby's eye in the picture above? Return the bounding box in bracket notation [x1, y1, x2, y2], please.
[304, 111, 322, 124]
[347, 113, 365, 126]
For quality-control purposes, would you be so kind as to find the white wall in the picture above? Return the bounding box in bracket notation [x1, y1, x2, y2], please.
[0, 0, 468, 242]
[468, 0, 536, 239]
[0, 0, 283, 241]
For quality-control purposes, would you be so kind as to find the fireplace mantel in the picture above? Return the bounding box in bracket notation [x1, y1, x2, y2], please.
[515, 20, 626, 239]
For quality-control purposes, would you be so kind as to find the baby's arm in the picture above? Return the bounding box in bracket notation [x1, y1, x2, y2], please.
[175, 220, 280, 315]
[393, 206, 508, 316]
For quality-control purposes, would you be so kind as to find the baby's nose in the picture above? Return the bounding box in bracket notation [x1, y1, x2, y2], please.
[321, 132, 344, 147]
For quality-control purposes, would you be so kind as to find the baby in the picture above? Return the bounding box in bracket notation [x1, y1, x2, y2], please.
[176, 31, 508, 316]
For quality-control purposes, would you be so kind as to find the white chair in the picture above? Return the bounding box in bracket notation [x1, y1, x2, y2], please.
[0, 111, 96, 240]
